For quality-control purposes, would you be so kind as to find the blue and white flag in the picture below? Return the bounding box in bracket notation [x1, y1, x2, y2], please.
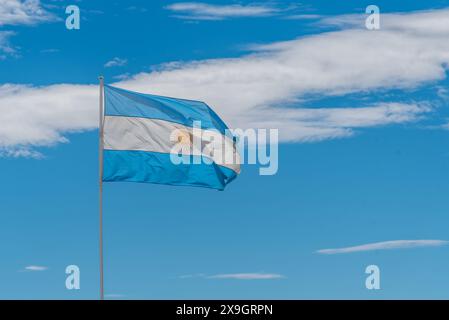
[102, 85, 240, 190]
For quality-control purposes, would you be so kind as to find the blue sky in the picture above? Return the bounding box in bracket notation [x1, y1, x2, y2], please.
[1, 0, 449, 299]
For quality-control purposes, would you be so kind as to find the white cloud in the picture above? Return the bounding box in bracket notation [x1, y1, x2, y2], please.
[318, 9, 449, 34]
[0, 84, 97, 152]
[285, 14, 322, 20]
[23, 265, 48, 271]
[165, 2, 280, 20]
[317, 240, 449, 254]
[207, 273, 284, 280]
[0, 0, 57, 26]
[104, 57, 128, 68]
[0, 1, 59, 59]
[1, 9, 449, 156]
[247, 102, 430, 142]
[0, 147, 43, 158]
[0, 31, 17, 58]
[180, 272, 285, 280]
[113, 73, 131, 80]
[436, 86, 449, 101]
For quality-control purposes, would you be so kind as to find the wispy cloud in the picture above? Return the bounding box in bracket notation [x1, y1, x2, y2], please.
[40, 48, 59, 54]
[86, 9, 104, 15]
[0, 31, 17, 59]
[284, 14, 322, 20]
[0, 1, 59, 60]
[208, 273, 285, 280]
[113, 73, 131, 81]
[0, 147, 43, 159]
[126, 6, 148, 13]
[317, 240, 449, 254]
[165, 2, 281, 20]
[0, 0, 58, 26]
[180, 272, 285, 280]
[436, 86, 449, 101]
[23, 265, 48, 271]
[104, 57, 128, 68]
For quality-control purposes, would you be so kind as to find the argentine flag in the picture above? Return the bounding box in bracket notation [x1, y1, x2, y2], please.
[102, 85, 240, 190]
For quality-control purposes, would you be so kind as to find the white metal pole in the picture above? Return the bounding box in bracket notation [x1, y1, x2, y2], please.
[98, 76, 105, 300]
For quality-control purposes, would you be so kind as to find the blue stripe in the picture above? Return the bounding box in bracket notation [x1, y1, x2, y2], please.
[104, 85, 229, 135]
[102, 150, 237, 190]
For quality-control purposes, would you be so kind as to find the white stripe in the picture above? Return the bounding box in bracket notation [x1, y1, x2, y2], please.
[103, 116, 240, 173]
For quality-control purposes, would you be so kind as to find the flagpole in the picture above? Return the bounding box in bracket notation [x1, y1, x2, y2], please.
[98, 76, 105, 300]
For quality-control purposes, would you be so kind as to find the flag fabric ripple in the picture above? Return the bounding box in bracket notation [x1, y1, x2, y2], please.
[102, 85, 240, 190]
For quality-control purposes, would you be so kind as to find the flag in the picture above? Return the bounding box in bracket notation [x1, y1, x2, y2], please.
[102, 85, 240, 190]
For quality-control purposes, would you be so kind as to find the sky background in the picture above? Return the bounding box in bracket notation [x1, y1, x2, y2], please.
[1, 0, 449, 299]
